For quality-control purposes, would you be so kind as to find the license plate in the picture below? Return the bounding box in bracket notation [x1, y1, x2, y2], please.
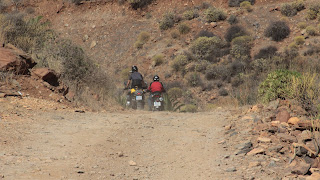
[136, 96, 143, 101]
[154, 102, 161, 107]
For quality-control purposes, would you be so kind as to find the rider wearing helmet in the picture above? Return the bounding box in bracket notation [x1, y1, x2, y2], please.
[126, 66, 144, 89]
[126, 66, 145, 105]
[147, 75, 166, 111]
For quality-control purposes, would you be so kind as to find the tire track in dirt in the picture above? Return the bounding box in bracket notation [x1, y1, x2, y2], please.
[0, 109, 235, 180]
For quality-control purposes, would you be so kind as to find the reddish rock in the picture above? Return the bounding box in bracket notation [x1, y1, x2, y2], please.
[276, 109, 290, 123]
[306, 172, 320, 180]
[288, 117, 300, 125]
[290, 159, 311, 175]
[247, 148, 265, 156]
[32, 68, 60, 86]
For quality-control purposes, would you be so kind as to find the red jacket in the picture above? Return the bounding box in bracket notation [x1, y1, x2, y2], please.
[148, 82, 165, 93]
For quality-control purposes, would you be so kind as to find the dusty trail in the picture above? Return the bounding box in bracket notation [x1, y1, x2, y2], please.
[0, 107, 235, 180]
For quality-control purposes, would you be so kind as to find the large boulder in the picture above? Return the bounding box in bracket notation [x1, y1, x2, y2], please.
[0, 45, 36, 74]
[32, 68, 60, 86]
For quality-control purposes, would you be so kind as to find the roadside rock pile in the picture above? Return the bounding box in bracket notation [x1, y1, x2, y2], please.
[0, 44, 70, 102]
[224, 99, 320, 179]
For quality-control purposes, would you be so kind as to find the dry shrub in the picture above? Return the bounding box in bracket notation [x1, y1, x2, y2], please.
[183, 9, 199, 20]
[264, 21, 290, 42]
[254, 45, 278, 60]
[171, 55, 188, 72]
[225, 25, 248, 42]
[294, 36, 305, 45]
[180, 104, 197, 113]
[159, 12, 178, 30]
[306, 26, 317, 36]
[240, 1, 253, 12]
[185, 72, 201, 87]
[128, 0, 153, 10]
[228, 0, 255, 7]
[178, 23, 190, 34]
[195, 30, 215, 38]
[298, 22, 307, 29]
[134, 31, 150, 49]
[152, 54, 164, 66]
[204, 7, 227, 22]
[190, 36, 229, 63]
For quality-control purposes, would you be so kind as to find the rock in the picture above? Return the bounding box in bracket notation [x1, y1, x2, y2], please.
[296, 120, 312, 130]
[0, 47, 30, 74]
[128, 160, 137, 166]
[210, 22, 217, 28]
[249, 161, 261, 168]
[269, 145, 283, 153]
[224, 125, 232, 131]
[306, 172, 320, 180]
[300, 130, 312, 142]
[90, 41, 97, 49]
[288, 117, 300, 125]
[117, 151, 124, 157]
[277, 133, 297, 143]
[271, 121, 280, 127]
[267, 99, 279, 110]
[247, 148, 265, 155]
[269, 160, 277, 167]
[257, 137, 272, 143]
[290, 160, 311, 175]
[301, 29, 306, 35]
[226, 167, 237, 172]
[249, 104, 264, 113]
[310, 168, 320, 174]
[235, 141, 252, 155]
[83, 34, 89, 42]
[276, 109, 290, 123]
[32, 68, 59, 86]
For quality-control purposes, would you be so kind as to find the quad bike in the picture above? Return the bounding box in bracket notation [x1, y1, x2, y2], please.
[126, 86, 145, 110]
[151, 91, 164, 111]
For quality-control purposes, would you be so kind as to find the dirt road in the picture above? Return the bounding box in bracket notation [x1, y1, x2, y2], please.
[0, 98, 238, 180]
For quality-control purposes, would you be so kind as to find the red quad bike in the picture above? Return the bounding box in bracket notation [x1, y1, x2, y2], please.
[151, 91, 164, 111]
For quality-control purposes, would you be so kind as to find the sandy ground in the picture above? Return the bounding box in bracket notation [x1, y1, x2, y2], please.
[0, 97, 241, 180]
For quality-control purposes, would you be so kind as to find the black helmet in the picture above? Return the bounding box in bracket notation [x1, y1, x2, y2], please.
[153, 75, 160, 81]
[132, 65, 138, 72]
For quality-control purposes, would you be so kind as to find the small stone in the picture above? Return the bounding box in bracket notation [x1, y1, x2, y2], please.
[129, 160, 137, 166]
[290, 160, 311, 175]
[306, 172, 320, 180]
[90, 41, 97, 49]
[224, 125, 232, 131]
[117, 151, 124, 157]
[271, 121, 280, 127]
[257, 137, 272, 143]
[288, 117, 300, 125]
[226, 167, 237, 172]
[249, 161, 261, 168]
[247, 148, 265, 156]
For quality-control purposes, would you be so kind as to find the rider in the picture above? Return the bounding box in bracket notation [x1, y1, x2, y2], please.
[125, 66, 145, 104]
[147, 75, 166, 111]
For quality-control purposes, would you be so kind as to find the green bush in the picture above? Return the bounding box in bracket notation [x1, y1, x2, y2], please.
[240, 1, 253, 12]
[294, 36, 305, 45]
[183, 9, 199, 20]
[195, 30, 215, 38]
[171, 55, 188, 72]
[258, 69, 301, 102]
[224, 25, 248, 42]
[228, 0, 255, 7]
[204, 7, 227, 22]
[190, 36, 229, 63]
[219, 88, 229, 96]
[152, 54, 164, 66]
[231, 35, 253, 47]
[185, 72, 201, 87]
[178, 23, 191, 34]
[306, 26, 317, 36]
[194, 60, 209, 72]
[180, 104, 197, 113]
[264, 21, 290, 41]
[159, 12, 176, 30]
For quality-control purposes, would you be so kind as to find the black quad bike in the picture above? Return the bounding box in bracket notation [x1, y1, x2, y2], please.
[126, 86, 146, 110]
